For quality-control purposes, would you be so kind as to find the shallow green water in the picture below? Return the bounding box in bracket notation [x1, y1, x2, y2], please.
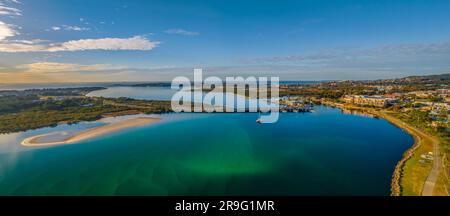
[0, 106, 413, 195]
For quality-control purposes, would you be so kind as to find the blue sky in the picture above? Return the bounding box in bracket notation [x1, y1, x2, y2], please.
[1, 0, 450, 82]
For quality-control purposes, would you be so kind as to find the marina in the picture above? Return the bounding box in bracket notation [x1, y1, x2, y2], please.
[279, 96, 314, 113]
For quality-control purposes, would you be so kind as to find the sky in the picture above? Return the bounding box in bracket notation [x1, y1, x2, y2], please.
[0, 0, 450, 83]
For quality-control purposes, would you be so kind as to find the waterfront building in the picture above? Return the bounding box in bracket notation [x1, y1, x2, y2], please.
[342, 95, 397, 107]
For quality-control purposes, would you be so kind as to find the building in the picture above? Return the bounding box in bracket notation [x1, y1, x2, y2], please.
[407, 91, 435, 98]
[437, 89, 450, 95]
[342, 95, 397, 107]
[383, 93, 403, 99]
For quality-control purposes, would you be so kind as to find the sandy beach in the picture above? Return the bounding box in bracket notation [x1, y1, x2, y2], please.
[21, 117, 160, 147]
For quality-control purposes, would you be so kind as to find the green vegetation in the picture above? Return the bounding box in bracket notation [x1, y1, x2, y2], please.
[392, 110, 449, 155]
[0, 89, 172, 133]
[392, 110, 448, 195]
[0, 95, 40, 114]
[280, 73, 450, 99]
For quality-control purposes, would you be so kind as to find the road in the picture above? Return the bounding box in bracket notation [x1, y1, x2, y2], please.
[421, 135, 441, 196]
[381, 111, 441, 196]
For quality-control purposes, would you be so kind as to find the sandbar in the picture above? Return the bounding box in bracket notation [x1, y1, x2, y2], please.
[21, 117, 160, 147]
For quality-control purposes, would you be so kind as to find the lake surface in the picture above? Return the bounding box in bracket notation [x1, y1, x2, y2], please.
[87, 86, 177, 101]
[0, 106, 413, 195]
[87, 86, 277, 111]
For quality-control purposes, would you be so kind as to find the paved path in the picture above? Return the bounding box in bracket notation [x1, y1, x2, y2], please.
[382, 111, 441, 196]
[422, 135, 441, 196]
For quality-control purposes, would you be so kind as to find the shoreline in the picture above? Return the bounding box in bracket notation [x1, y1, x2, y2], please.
[21, 117, 160, 147]
[321, 100, 441, 196]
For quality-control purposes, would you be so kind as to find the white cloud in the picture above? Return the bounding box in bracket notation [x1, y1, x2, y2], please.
[50, 36, 159, 51]
[164, 28, 199, 36]
[0, 36, 160, 52]
[0, 21, 18, 41]
[51, 26, 61, 31]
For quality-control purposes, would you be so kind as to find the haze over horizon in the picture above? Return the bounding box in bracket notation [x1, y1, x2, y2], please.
[1, 0, 450, 83]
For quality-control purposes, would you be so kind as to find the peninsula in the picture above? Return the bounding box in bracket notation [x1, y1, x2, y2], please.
[21, 117, 160, 147]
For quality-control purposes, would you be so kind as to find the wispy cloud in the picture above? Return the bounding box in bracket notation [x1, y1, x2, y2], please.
[63, 25, 90, 31]
[238, 41, 450, 80]
[0, 0, 22, 4]
[17, 62, 120, 73]
[247, 41, 450, 63]
[0, 61, 143, 83]
[0, 0, 20, 41]
[164, 28, 199, 36]
[7, 39, 48, 44]
[49, 25, 90, 31]
[250, 53, 339, 63]
[0, 5, 21, 16]
[363, 42, 450, 57]
[0, 36, 160, 52]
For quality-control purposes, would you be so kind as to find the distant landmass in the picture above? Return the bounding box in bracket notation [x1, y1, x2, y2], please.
[376, 73, 450, 85]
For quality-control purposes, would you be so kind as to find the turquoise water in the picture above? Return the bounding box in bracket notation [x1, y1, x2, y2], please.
[0, 106, 413, 195]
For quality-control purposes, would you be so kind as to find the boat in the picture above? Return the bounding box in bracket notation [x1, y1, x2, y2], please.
[256, 111, 263, 123]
